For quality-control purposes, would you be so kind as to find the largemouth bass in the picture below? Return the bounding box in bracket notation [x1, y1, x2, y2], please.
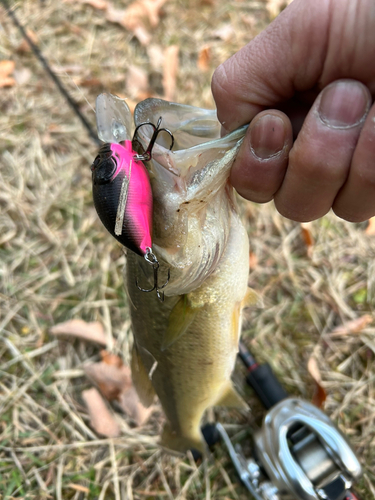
[92, 94, 256, 454]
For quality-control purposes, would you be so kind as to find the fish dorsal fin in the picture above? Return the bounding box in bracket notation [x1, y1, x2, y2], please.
[131, 344, 156, 408]
[243, 287, 264, 308]
[161, 295, 198, 351]
[214, 382, 248, 410]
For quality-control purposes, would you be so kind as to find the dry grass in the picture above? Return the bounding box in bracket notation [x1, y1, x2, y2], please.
[0, 0, 374, 498]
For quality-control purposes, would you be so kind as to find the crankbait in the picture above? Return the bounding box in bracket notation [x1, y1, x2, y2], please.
[91, 93, 173, 300]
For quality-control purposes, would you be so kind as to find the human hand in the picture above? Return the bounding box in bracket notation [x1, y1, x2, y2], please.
[211, 0, 375, 222]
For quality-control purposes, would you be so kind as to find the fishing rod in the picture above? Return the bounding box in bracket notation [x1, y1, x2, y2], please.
[0, 0, 100, 146]
[5, 5, 364, 499]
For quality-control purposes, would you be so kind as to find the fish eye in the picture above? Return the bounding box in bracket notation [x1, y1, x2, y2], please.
[91, 143, 117, 185]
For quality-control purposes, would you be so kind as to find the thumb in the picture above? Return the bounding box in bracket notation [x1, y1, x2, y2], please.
[211, 0, 331, 132]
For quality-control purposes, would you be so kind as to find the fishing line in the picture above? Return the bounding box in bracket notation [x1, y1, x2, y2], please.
[0, 0, 100, 146]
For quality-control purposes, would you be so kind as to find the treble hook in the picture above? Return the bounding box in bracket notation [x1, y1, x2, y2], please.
[133, 117, 174, 162]
[136, 247, 170, 301]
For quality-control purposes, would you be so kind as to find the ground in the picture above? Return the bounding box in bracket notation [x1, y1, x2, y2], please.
[0, 0, 374, 498]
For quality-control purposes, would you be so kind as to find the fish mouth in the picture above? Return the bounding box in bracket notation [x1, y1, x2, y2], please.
[131, 99, 248, 297]
[134, 98, 247, 183]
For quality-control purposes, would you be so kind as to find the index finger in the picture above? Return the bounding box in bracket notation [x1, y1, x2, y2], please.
[211, 0, 330, 131]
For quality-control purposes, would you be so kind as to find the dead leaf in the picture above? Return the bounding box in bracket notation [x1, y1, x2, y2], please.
[106, 0, 167, 45]
[0, 60, 16, 88]
[301, 222, 314, 257]
[147, 45, 164, 72]
[126, 65, 149, 99]
[84, 362, 132, 400]
[50, 319, 108, 346]
[213, 24, 235, 42]
[329, 314, 373, 337]
[249, 251, 258, 270]
[118, 386, 154, 426]
[241, 14, 257, 29]
[163, 45, 179, 101]
[366, 216, 375, 235]
[14, 68, 32, 86]
[100, 350, 123, 368]
[307, 356, 326, 409]
[82, 388, 121, 437]
[197, 46, 211, 72]
[266, 0, 293, 19]
[74, 77, 102, 87]
[139, 0, 167, 27]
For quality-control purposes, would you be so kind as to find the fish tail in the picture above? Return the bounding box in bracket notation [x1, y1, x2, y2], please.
[160, 423, 207, 456]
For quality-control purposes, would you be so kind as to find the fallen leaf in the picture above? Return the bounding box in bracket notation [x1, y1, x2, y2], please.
[307, 356, 326, 409]
[74, 77, 102, 87]
[82, 388, 121, 437]
[118, 386, 154, 426]
[49, 319, 108, 346]
[329, 314, 373, 337]
[84, 362, 132, 400]
[125, 98, 137, 114]
[249, 251, 258, 270]
[301, 222, 314, 257]
[366, 216, 375, 235]
[140, 0, 167, 27]
[0, 60, 16, 88]
[197, 46, 211, 72]
[126, 65, 149, 99]
[163, 45, 179, 101]
[100, 349, 123, 368]
[14, 68, 32, 86]
[106, 0, 167, 45]
[213, 24, 235, 42]
[131, 25, 152, 46]
[147, 44, 164, 72]
[241, 14, 257, 29]
[266, 0, 293, 19]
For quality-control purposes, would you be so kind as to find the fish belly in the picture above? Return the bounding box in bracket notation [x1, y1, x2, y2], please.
[126, 210, 249, 453]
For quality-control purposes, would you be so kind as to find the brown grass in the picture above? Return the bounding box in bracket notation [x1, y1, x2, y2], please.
[0, 0, 374, 498]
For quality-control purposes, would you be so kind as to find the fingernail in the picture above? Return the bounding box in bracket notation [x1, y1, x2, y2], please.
[250, 114, 286, 159]
[318, 80, 370, 128]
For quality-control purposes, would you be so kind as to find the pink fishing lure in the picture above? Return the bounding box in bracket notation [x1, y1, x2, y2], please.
[91, 140, 153, 256]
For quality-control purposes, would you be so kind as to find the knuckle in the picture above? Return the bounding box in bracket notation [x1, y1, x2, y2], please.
[211, 65, 231, 101]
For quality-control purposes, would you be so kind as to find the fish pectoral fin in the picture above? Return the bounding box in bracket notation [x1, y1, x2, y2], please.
[131, 344, 156, 408]
[160, 423, 207, 456]
[215, 382, 248, 410]
[161, 295, 198, 351]
[243, 286, 264, 309]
